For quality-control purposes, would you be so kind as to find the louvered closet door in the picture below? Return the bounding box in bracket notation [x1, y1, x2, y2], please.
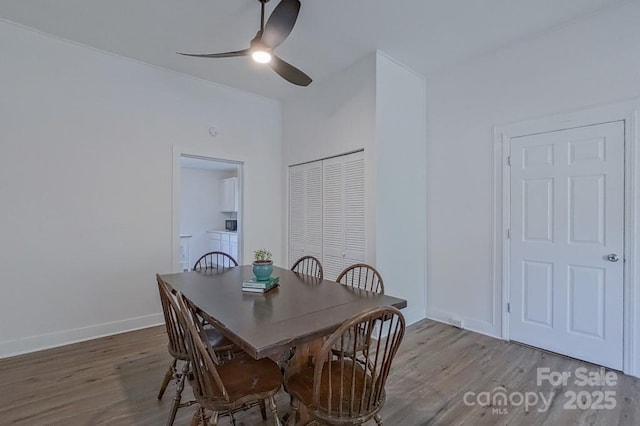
[343, 152, 365, 267]
[288, 162, 323, 268]
[305, 162, 323, 259]
[323, 151, 365, 280]
[288, 165, 306, 266]
[323, 156, 345, 280]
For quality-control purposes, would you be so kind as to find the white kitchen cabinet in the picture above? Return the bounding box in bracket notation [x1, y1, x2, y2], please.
[209, 231, 222, 253]
[230, 234, 239, 261]
[220, 177, 238, 212]
[207, 231, 239, 263]
[220, 233, 230, 255]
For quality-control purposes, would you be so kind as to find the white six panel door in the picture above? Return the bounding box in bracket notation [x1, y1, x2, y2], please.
[509, 121, 624, 369]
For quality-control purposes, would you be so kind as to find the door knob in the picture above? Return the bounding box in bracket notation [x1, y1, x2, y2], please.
[607, 253, 620, 262]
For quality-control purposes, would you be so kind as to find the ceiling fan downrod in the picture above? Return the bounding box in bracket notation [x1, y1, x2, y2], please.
[259, 0, 270, 32]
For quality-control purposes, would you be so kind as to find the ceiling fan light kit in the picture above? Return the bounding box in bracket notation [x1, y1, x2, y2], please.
[251, 50, 272, 64]
[178, 0, 311, 86]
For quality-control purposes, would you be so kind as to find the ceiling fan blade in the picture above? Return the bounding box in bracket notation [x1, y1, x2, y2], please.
[262, 0, 301, 49]
[177, 49, 250, 58]
[270, 54, 312, 86]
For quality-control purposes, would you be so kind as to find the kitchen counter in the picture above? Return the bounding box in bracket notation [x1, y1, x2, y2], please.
[206, 230, 237, 235]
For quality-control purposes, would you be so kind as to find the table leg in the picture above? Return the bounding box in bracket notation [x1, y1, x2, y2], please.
[284, 338, 325, 425]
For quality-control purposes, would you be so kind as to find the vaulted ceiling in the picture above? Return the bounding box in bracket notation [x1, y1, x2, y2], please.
[0, 0, 625, 99]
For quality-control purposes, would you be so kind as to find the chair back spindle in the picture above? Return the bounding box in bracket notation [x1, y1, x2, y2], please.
[175, 294, 230, 403]
[290, 255, 324, 280]
[193, 251, 238, 271]
[336, 263, 384, 294]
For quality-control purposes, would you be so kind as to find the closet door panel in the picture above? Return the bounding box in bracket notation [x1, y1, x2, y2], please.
[305, 163, 323, 258]
[323, 157, 345, 281]
[289, 165, 306, 267]
[343, 151, 365, 264]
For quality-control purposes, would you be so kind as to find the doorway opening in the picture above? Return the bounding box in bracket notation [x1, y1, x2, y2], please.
[174, 154, 243, 271]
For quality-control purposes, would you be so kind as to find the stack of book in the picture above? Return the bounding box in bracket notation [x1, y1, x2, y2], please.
[241, 276, 280, 294]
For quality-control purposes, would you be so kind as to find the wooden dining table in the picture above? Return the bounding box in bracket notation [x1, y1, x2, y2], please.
[159, 265, 407, 423]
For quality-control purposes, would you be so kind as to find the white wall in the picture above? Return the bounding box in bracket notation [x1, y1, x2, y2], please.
[282, 54, 376, 166]
[0, 21, 283, 357]
[282, 54, 377, 265]
[425, 2, 640, 338]
[282, 52, 428, 325]
[375, 52, 428, 325]
[180, 168, 230, 264]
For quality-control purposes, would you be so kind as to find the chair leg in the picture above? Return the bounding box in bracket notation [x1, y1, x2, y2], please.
[281, 393, 295, 423]
[167, 361, 189, 426]
[157, 358, 177, 399]
[190, 407, 205, 426]
[268, 396, 282, 426]
[287, 399, 299, 426]
[207, 411, 219, 425]
[259, 399, 268, 420]
[374, 414, 383, 425]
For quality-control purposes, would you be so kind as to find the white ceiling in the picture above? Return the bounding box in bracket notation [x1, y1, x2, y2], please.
[0, 0, 625, 99]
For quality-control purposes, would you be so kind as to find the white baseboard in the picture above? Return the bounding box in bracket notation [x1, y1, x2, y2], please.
[427, 307, 500, 339]
[0, 313, 164, 359]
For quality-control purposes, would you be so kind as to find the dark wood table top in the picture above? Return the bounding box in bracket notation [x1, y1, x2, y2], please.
[159, 265, 407, 359]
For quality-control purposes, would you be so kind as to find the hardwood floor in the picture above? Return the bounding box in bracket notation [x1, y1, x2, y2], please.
[0, 320, 638, 425]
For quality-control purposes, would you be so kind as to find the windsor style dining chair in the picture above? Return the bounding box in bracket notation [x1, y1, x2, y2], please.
[285, 306, 406, 425]
[333, 264, 386, 359]
[175, 292, 283, 426]
[156, 276, 234, 426]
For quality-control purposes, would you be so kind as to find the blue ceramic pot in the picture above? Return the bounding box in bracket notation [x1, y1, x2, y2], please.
[252, 261, 273, 281]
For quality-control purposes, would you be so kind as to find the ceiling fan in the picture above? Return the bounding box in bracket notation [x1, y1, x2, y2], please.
[178, 0, 312, 87]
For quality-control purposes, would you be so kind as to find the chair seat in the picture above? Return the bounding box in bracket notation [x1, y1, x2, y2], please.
[285, 359, 377, 415]
[201, 352, 283, 406]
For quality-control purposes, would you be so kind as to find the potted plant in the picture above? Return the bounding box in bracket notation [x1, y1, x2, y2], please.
[252, 249, 273, 281]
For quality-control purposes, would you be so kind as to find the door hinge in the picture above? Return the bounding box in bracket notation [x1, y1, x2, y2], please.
[507, 156, 511, 166]
[507, 302, 511, 313]
[507, 229, 511, 239]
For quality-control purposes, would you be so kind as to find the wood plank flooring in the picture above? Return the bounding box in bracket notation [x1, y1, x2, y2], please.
[0, 320, 638, 425]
